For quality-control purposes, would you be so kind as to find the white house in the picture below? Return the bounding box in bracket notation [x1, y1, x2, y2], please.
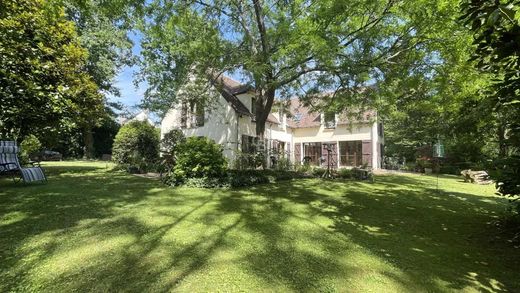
[160, 76, 384, 169]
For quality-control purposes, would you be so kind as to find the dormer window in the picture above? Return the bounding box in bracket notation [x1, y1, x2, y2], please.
[323, 112, 336, 129]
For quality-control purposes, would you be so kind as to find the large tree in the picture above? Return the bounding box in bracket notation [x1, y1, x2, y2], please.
[0, 0, 104, 141]
[61, 0, 140, 158]
[139, 0, 466, 138]
[461, 0, 520, 202]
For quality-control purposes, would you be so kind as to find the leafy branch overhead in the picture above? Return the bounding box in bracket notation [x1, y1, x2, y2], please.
[139, 0, 468, 136]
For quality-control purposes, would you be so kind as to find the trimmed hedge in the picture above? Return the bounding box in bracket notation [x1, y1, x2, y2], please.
[178, 170, 306, 188]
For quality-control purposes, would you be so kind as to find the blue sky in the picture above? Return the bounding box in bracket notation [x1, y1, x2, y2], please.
[108, 31, 147, 112]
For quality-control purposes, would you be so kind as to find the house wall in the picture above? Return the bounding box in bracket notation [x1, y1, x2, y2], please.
[160, 92, 240, 163]
[161, 87, 384, 169]
[291, 122, 382, 168]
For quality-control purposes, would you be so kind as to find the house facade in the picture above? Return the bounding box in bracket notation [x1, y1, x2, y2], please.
[160, 76, 384, 169]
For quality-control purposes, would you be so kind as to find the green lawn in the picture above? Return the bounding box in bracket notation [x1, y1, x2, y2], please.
[1, 161, 518, 292]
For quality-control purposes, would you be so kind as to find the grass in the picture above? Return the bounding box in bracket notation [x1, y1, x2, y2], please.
[1, 161, 519, 292]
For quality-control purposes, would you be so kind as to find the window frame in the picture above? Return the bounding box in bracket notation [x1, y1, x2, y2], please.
[323, 112, 336, 129]
[339, 140, 362, 167]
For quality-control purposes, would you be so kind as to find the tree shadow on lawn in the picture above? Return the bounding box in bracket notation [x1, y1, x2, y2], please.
[234, 178, 519, 292]
[0, 167, 252, 292]
[0, 169, 170, 291]
[1, 170, 519, 292]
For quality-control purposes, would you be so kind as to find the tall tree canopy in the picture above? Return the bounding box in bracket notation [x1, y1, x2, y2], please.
[139, 0, 475, 137]
[60, 0, 142, 158]
[461, 0, 520, 200]
[0, 0, 104, 141]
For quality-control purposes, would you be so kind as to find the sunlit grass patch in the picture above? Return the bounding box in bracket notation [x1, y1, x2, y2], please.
[0, 161, 518, 292]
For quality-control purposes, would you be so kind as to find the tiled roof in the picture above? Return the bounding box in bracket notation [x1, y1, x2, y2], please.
[212, 76, 374, 128]
[211, 76, 252, 116]
[286, 98, 375, 128]
[212, 76, 278, 125]
[286, 98, 321, 128]
[267, 113, 280, 124]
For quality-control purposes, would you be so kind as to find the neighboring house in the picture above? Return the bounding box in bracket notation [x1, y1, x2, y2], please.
[117, 110, 155, 126]
[161, 76, 384, 169]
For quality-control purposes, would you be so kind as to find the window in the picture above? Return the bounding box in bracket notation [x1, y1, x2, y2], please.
[242, 135, 256, 154]
[270, 140, 286, 155]
[378, 123, 383, 137]
[195, 102, 204, 127]
[339, 141, 362, 166]
[180, 102, 188, 128]
[181, 101, 204, 128]
[251, 97, 256, 115]
[278, 141, 285, 155]
[323, 112, 336, 128]
[303, 142, 322, 165]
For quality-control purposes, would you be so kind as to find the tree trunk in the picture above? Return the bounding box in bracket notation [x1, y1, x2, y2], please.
[498, 123, 507, 158]
[83, 127, 94, 159]
[254, 87, 275, 137]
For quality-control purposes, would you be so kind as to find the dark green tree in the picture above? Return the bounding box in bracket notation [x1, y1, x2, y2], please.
[61, 0, 141, 158]
[461, 0, 520, 203]
[0, 0, 104, 143]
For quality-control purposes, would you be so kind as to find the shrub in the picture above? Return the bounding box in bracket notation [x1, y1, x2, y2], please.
[311, 167, 327, 177]
[274, 157, 291, 171]
[20, 134, 41, 164]
[233, 151, 256, 170]
[173, 137, 227, 182]
[296, 162, 312, 173]
[168, 169, 305, 188]
[112, 121, 160, 173]
[338, 168, 353, 179]
[161, 128, 186, 156]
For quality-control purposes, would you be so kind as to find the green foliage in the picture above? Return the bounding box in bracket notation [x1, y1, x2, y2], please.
[160, 128, 185, 156]
[172, 137, 227, 183]
[233, 150, 268, 170]
[338, 168, 353, 179]
[274, 157, 291, 172]
[495, 155, 520, 212]
[19, 134, 41, 164]
[181, 170, 304, 188]
[112, 121, 160, 173]
[296, 162, 312, 173]
[0, 0, 105, 140]
[63, 0, 136, 96]
[311, 167, 327, 177]
[92, 118, 120, 157]
[461, 0, 520, 201]
[139, 0, 473, 136]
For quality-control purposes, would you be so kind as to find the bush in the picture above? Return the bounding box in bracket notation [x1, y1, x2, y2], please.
[112, 121, 160, 173]
[274, 157, 291, 171]
[311, 167, 327, 177]
[172, 137, 227, 183]
[338, 168, 353, 179]
[20, 134, 41, 164]
[161, 128, 185, 156]
[296, 162, 312, 173]
[233, 151, 256, 170]
[166, 169, 305, 188]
